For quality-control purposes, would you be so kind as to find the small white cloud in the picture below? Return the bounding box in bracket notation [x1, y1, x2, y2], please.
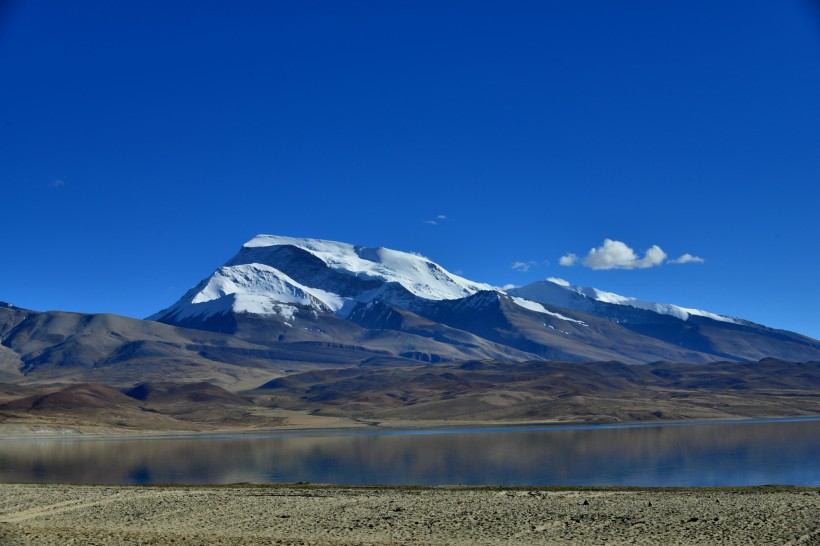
[511, 260, 537, 272]
[559, 253, 579, 266]
[50, 179, 65, 188]
[581, 239, 666, 270]
[561, 239, 702, 270]
[424, 214, 448, 225]
[501, 283, 518, 290]
[670, 253, 705, 264]
[546, 277, 570, 287]
[637, 245, 667, 268]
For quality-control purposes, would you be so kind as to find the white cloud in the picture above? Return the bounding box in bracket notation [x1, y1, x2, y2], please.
[511, 260, 537, 272]
[582, 239, 665, 270]
[636, 244, 667, 269]
[546, 277, 570, 287]
[501, 283, 518, 290]
[423, 213, 448, 225]
[670, 253, 705, 264]
[50, 179, 65, 188]
[559, 253, 578, 266]
[560, 239, 701, 270]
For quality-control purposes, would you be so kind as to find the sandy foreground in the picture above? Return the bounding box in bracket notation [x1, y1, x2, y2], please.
[0, 484, 817, 545]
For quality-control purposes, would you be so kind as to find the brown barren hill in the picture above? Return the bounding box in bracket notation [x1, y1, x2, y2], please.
[1, 383, 141, 411]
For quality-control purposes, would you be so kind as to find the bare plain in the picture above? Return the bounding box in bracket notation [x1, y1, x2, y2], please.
[0, 484, 817, 545]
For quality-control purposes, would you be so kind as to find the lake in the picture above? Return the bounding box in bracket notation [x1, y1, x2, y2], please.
[0, 417, 817, 486]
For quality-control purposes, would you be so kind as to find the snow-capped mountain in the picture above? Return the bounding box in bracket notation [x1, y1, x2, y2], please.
[150, 235, 820, 364]
[151, 235, 492, 325]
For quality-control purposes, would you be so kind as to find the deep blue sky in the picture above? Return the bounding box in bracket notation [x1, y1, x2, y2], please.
[2, 1, 819, 339]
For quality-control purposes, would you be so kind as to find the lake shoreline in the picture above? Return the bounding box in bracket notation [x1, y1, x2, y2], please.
[1, 483, 817, 545]
[1, 413, 818, 440]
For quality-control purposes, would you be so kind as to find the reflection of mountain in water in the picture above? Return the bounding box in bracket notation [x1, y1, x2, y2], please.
[1, 419, 817, 486]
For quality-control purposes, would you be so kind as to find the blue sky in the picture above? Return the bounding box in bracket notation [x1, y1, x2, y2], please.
[2, 1, 819, 339]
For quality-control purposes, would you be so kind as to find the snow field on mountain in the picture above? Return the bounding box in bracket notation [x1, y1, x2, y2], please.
[159, 263, 347, 321]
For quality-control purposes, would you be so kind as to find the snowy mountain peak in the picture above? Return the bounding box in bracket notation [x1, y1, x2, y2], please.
[234, 235, 492, 302]
[151, 235, 493, 324]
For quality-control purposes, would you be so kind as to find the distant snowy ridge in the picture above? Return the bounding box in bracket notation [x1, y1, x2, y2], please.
[569, 285, 737, 323]
[509, 279, 738, 324]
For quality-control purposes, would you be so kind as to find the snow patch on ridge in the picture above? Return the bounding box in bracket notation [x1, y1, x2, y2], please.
[512, 297, 587, 325]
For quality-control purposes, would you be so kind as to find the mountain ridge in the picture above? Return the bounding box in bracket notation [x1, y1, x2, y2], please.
[147, 235, 820, 364]
[2, 234, 819, 392]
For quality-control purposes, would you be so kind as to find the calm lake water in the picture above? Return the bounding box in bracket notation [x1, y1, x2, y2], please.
[1, 418, 818, 486]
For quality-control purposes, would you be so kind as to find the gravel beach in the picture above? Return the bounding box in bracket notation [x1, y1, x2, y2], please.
[0, 484, 817, 545]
